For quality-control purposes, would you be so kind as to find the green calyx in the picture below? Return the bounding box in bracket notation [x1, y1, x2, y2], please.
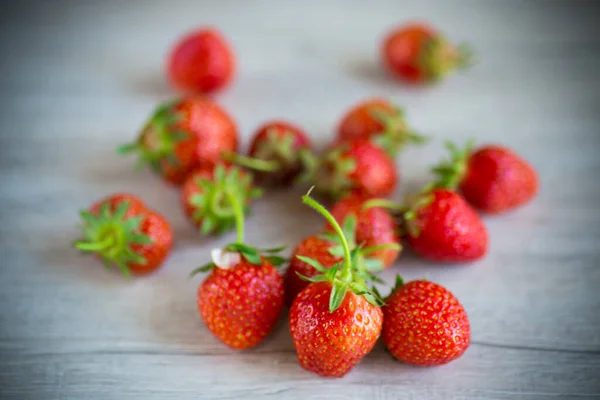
[253, 128, 299, 166]
[430, 140, 475, 191]
[117, 99, 189, 172]
[300, 144, 357, 201]
[297, 187, 384, 313]
[189, 181, 286, 276]
[74, 200, 153, 277]
[420, 36, 475, 83]
[319, 214, 401, 274]
[370, 105, 428, 158]
[188, 164, 263, 236]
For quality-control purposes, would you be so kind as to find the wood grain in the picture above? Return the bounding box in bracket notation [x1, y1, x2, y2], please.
[1, 0, 599, 399]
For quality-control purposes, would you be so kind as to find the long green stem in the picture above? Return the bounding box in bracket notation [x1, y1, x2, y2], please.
[302, 187, 351, 279]
[75, 236, 115, 252]
[225, 190, 244, 244]
[221, 152, 280, 172]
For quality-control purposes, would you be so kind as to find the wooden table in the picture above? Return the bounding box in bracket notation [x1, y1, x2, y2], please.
[1, 1, 599, 398]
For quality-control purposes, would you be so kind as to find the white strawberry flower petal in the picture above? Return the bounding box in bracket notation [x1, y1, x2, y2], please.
[211, 248, 241, 270]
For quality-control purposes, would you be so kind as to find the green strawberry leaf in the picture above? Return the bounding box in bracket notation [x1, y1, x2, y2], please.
[296, 272, 329, 283]
[266, 255, 287, 267]
[295, 255, 328, 273]
[259, 245, 287, 253]
[189, 262, 216, 277]
[329, 281, 347, 313]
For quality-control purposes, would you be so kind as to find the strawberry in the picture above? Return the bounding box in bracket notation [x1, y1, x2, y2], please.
[302, 139, 397, 202]
[223, 120, 312, 186]
[383, 277, 471, 366]
[431, 141, 539, 214]
[118, 97, 239, 185]
[381, 22, 473, 84]
[402, 189, 488, 262]
[75, 193, 173, 277]
[191, 190, 286, 350]
[337, 98, 425, 157]
[284, 235, 341, 307]
[181, 163, 262, 236]
[325, 193, 401, 268]
[288, 189, 384, 378]
[167, 27, 235, 95]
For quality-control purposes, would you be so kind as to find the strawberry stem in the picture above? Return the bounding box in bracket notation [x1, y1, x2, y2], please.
[302, 187, 352, 280]
[225, 190, 245, 244]
[221, 151, 281, 172]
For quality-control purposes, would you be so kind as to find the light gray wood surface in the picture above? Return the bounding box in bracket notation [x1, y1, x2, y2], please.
[1, 1, 599, 399]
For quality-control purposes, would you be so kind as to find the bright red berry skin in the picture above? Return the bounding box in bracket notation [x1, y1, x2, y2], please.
[381, 22, 470, 84]
[80, 194, 173, 276]
[289, 281, 383, 377]
[248, 120, 312, 186]
[284, 235, 341, 307]
[314, 139, 398, 201]
[326, 194, 401, 268]
[197, 257, 284, 350]
[406, 189, 487, 263]
[460, 146, 538, 214]
[382, 280, 471, 366]
[167, 28, 235, 95]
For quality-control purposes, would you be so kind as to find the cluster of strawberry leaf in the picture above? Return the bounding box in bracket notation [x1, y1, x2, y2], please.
[189, 164, 263, 236]
[76, 200, 153, 277]
[430, 140, 474, 191]
[190, 243, 287, 276]
[318, 214, 386, 274]
[370, 105, 428, 158]
[117, 100, 189, 171]
[295, 246, 384, 312]
[253, 129, 298, 165]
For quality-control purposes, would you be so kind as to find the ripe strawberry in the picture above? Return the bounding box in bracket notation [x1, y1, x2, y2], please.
[383, 277, 471, 366]
[337, 98, 425, 157]
[223, 120, 312, 186]
[192, 192, 285, 350]
[303, 138, 397, 201]
[75, 193, 173, 277]
[167, 27, 235, 95]
[289, 189, 384, 378]
[181, 163, 262, 236]
[381, 22, 473, 84]
[325, 193, 401, 268]
[118, 97, 239, 185]
[402, 189, 488, 262]
[431, 141, 539, 214]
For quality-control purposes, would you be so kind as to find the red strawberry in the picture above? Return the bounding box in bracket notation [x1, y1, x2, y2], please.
[118, 97, 239, 185]
[284, 235, 341, 307]
[303, 138, 397, 201]
[288, 189, 384, 378]
[223, 120, 312, 186]
[75, 193, 173, 276]
[325, 193, 401, 268]
[402, 189, 488, 263]
[167, 27, 235, 95]
[337, 98, 424, 157]
[192, 191, 286, 350]
[432, 141, 539, 214]
[181, 163, 262, 236]
[381, 22, 473, 84]
[383, 277, 471, 366]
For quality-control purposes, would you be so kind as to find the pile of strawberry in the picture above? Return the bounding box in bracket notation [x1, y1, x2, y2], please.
[74, 22, 539, 377]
